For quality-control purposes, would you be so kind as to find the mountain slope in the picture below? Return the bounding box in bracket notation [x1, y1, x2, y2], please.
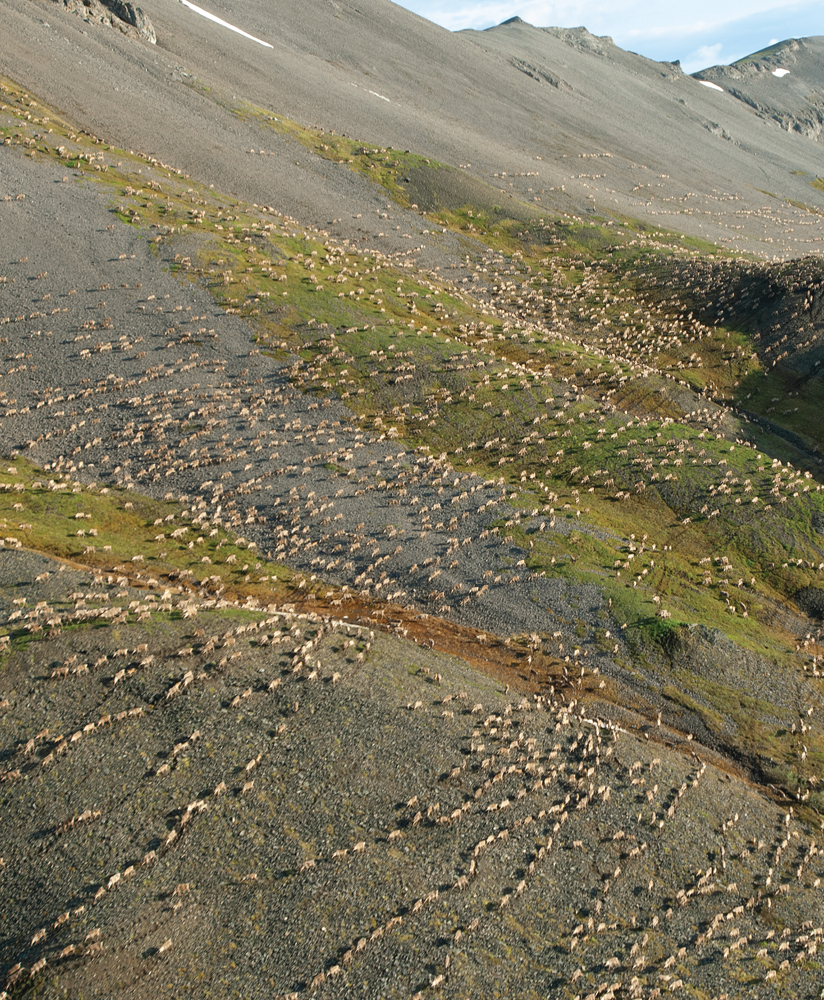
[3, 6, 824, 997]
[2, 0, 823, 256]
[694, 36, 824, 142]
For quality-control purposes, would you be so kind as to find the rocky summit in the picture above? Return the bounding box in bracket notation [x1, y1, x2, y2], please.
[1, 2, 824, 997]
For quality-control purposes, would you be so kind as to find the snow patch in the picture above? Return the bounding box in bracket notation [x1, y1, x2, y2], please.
[178, 0, 273, 48]
[349, 83, 391, 103]
[772, 68, 790, 78]
[698, 80, 725, 92]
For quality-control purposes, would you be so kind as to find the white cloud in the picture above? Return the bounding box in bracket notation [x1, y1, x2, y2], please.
[622, 22, 718, 41]
[681, 42, 725, 73]
[694, 42, 724, 62]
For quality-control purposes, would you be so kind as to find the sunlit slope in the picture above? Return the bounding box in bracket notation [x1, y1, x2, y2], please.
[4, 76, 824, 814]
[0, 0, 822, 256]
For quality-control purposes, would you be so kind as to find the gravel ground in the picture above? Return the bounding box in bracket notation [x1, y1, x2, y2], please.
[2, 547, 824, 998]
[3, 12, 824, 992]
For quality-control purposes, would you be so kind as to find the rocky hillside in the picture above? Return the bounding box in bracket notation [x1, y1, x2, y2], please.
[694, 36, 824, 142]
[1, 4, 824, 997]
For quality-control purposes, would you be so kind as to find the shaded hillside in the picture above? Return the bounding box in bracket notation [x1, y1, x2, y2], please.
[4, 546, 824, 1000]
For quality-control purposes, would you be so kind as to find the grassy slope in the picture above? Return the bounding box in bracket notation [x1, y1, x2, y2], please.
[0, 459, 322, 609]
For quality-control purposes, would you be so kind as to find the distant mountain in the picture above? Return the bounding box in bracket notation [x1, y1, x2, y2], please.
[694, 36, 824, 142]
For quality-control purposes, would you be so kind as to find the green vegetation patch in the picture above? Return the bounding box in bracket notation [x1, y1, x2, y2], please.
[0, 458, 318, 616]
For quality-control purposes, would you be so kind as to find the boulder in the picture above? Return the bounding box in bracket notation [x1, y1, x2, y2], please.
[51, 0, 156, 44]
[101, 0, 156, 44]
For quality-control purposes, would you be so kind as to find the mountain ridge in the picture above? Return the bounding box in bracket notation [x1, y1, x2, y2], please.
[4, 0, 823, 256]
[694, 35, 824, 142]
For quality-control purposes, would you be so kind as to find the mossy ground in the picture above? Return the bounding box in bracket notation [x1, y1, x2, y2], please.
[0, 458, 319, 616]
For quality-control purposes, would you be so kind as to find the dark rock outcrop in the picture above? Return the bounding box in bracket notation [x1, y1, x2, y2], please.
[50, 0, 156, 44]
[101, 0, 156, 44]
[509, 57, 572, 91]
[797, 585, 824, 619]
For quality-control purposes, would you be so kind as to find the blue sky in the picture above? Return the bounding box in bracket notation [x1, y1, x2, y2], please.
[397, 0, 824, 72]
